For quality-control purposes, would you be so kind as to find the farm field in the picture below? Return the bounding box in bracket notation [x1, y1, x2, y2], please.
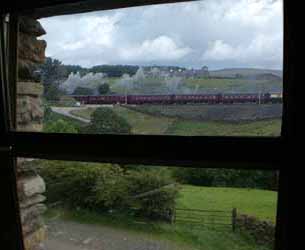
[167, 119, 281, 136]
[107, 77, 282, 94]
[45, 185, 277, 250]
[177, 186, 277, 222]
[70, 105, 281, 136]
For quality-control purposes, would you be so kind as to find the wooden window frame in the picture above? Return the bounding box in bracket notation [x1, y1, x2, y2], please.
[1, 0, 294, 249]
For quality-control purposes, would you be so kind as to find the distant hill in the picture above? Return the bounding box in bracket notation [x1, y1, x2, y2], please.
[209, 68, 283, 78]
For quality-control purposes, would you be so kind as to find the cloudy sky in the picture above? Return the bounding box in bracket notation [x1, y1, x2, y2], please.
[39, 0, 283, 70]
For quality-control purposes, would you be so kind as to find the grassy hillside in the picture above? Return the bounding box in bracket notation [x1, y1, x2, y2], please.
[209, 68, 282, 78]
[70, 105, 281, 136]
[167, 119, 281, 137]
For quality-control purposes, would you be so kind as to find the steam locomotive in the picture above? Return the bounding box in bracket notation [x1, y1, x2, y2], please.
[72, 93, 282, 105]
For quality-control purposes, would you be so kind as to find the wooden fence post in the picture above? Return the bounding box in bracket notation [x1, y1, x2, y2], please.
[232, 208, 237, 232]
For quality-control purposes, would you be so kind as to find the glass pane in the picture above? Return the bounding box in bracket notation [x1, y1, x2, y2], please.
[16, 0, 283, 136]
[17, 158, 278, 250]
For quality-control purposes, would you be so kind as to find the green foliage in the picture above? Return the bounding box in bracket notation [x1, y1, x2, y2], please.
[40, 57, 67, 100]
[37, 160, 178, 221]
[43, 103, 83, 132]
[173, 168, 277, 190]
[82, 107, 131, 134]
[98, 83, 110, 94]
[43, 119, 78, 133]
[125, 170, 179, 221]
[72, 86, 94, 95]
[91, 65, 139, 77]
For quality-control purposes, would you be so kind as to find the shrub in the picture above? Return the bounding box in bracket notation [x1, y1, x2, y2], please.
[173, 167, 277, 190]
[73, 87, 94, 95]
[98, 83, 110, 95]
[37, 160, 125, 210]
[125, 169, 179, 221]
[37, 160, 179, 221]
[82, 107, 131, 134]
[43, 119, 79, 133]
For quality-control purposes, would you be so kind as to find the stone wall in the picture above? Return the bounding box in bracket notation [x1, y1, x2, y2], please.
[16, 16, 47, 250]
[236, 213, 275, 246]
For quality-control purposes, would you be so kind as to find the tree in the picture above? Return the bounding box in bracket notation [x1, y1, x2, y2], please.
[40, 57, 68, 100]
[82, 107, 131, 134]
[44, 119, 78, 133]
[73, 87, 94, 95]
[98, 83, 110, 95]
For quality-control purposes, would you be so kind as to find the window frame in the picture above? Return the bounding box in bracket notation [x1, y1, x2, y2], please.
[0, 0, 294, 250]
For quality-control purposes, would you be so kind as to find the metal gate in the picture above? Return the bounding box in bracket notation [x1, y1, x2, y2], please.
[174, 208, 237, 231]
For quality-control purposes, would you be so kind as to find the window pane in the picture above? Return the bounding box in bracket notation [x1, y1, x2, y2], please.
[16, 0, 283, 136]
[17, 158, 278, 250]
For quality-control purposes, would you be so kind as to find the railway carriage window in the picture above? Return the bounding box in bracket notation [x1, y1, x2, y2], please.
[15, 0, 283, 137]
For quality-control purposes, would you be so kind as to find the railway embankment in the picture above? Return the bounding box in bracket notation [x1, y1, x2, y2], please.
[125, 104, 282, 122]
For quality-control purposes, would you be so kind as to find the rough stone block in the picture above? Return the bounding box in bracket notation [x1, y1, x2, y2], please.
[18, 32, 46, 64]
[23, 226, 47, 250]
[20, 194, 46, 209]
[17, 82, 43, 96]
[18, 175, 46, 199]
[17, 123, 43, 132]
[18, 58, 40, 81]
[20, 203, 47, 224]
[22, 216, 44, 235]
[19, 16, 46, 37]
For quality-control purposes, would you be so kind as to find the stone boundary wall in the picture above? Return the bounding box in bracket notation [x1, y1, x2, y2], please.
[16, 16, 47, 250]
[236, 213, 275, 246]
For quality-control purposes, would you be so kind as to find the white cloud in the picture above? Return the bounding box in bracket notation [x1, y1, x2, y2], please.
[202, 32, 282, 68]
[119, 36, 191, 62]
[39, 0, 283, 69]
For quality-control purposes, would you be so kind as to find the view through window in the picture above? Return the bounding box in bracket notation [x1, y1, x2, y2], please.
[13, 1, 282, 249]
[17, 0, 283, 136]
[18, 158, 278, 250]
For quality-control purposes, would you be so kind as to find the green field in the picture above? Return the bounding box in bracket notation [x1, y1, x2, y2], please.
[167, 119, 281, 136]
[70, 105, 281, 136]
[70, 106, 175, 134]
[45, 185, 276, 250]
[177, 186, 277, 222]
[106, 76, 282, 94]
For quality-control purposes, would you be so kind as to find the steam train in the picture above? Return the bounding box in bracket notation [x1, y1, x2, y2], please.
[72, 93, 282, 105]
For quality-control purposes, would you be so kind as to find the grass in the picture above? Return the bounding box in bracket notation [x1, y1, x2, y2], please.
[166, 119, 281, 137]
[44, 110, 86, 131]
[44, 185, 276, 250]
[70, 105, 281, 136]
[177, 186, 277, 222]
[107, 77, 282, 94]
[184, 78, 281, 92]
[71, 106, 175, 134]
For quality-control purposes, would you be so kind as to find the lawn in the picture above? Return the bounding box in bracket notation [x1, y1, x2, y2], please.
[45, 185, 276, 250]
[177, 186, 277, 222]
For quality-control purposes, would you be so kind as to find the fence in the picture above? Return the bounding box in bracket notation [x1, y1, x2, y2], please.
[174, 208, 237, 231]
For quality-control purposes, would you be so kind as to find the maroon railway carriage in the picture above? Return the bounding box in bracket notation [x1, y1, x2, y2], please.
[128, 95, 173, 104]
[71, 93, 274, 105]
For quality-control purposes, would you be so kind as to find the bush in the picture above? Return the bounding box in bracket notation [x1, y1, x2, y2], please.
[37, 160, 179, 221]
[98, 83, 110, 95]
[73, 87, 94, 95]
[43, 119, 79, 133]
[173, 167, 277, 190]
[125, 169, 179, 221]
[37, 160, 125, 210]
[82, 107, 131, 134]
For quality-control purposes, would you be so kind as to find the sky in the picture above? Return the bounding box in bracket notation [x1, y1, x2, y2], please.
[39, 0, 283, 70]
